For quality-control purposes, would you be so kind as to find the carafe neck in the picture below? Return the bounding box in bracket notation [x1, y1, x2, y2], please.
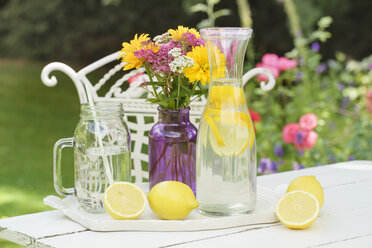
[200, 27, 252, 83]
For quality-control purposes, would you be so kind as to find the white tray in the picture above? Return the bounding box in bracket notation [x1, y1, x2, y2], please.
[44, 184, 281, 232]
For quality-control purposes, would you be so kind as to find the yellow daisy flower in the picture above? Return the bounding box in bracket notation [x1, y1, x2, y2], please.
[119, 33, 150, 70]
[168, 26, 200, 41]
[184, 45, 225, 85]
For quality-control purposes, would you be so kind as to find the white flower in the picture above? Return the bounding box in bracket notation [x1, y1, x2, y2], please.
[169, 55, 195, 74]
[153, 32, 171, 44]
[168, 47, 182, 58]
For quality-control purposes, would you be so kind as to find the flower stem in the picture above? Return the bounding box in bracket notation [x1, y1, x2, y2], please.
[235, 0, 255, 67]
[177, 76, 181, 109]
[144, 66, 159, 100]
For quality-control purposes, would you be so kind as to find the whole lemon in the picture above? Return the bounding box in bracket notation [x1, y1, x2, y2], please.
[286, 175, 324, 207]
[147, 181, 198, 220]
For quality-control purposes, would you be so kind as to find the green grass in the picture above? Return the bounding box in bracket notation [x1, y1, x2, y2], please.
[0, 59, 81, 247]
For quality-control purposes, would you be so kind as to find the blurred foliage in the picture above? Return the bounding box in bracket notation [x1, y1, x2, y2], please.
[245, 16, 372, 171]
[188, 0, 231, 29]
[0, 0, 371, 63]
[0, 0, 197, 62]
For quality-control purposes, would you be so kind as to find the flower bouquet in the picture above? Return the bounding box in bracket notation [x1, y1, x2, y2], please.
[119, 26, 210, 110]
[119, 26, 213, 193]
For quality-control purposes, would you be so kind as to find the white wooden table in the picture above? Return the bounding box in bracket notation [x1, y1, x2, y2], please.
[1, 160, 372, 248]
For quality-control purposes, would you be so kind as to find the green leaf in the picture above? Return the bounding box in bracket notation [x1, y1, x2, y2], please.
[317, 16, 333, 28]
[207, 0, 220, 5]
[146, 98, 159, 103]
[197, 19, 213, 29]
[190, 3, 208, 13]
[214, 9, 231, 19]
[168, 99, 176, 109]
[185, 97, 190, 106]
[147, 81, 166, 87]
[294, 37, 307, 47]
[180, 83, 192, 92]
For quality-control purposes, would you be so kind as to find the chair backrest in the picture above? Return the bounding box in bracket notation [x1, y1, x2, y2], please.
[41, 52, 275, 182]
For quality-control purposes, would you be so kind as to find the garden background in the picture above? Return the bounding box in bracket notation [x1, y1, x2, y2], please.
[0, 0, 371, 247]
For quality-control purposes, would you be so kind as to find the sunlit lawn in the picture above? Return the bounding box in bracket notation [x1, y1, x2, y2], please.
[0, 59, 81, 247]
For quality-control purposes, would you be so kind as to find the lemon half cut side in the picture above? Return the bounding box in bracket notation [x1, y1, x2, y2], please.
[276, 190, 320, 229]
[104, 182, 147, 220]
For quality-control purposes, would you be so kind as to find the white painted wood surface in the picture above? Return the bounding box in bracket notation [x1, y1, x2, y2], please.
[1, 160, 372, 248]
[42, 186, 280, 232]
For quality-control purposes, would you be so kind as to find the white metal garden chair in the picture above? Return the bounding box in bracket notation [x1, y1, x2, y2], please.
[41, 52, 275, 183]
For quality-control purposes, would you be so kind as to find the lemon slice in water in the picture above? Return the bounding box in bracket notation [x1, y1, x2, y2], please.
[204, 85, 254, 156]
[205, 109, 254, 156]
[209, 85, 245, 109]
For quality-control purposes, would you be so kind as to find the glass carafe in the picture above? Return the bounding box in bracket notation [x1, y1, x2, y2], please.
[53, 102, 131, 213]
[196, 28, 256, 216]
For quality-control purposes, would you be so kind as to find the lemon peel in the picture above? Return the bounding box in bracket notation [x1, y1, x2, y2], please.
[147, 181, 198, 220]
[287, 175, 324, 207]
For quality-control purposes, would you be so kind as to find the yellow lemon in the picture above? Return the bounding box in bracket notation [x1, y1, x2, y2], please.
[147, 181, 198, 220]
[287, 175, 324, 207]
[276, 190, 320, 229]
[103, 182, 146, 220]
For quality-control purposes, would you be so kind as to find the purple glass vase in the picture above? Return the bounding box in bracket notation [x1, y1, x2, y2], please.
[148, 107, 197, 194]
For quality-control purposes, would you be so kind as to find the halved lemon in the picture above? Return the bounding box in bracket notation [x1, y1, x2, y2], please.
[276, 190, 320, 229]
[103, 182, 146, 220]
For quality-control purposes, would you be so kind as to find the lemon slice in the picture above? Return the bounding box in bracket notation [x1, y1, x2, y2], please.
[276, 190, 320, 229]
[104, 182, 146, 220]
[204, 108, 254, 156]
[209, 85, 245, 109]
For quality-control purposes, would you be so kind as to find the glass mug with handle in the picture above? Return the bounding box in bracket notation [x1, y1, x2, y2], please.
[53, 102, 131, 213]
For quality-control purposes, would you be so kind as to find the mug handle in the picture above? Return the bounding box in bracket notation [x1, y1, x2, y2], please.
[53, 138, 75, 197]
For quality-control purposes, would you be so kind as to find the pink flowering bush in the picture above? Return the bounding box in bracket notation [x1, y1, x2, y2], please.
[299, 113, 318, 131]
[282, 113, 319, 151]
[367, 90, 372, 118]
[282, 123, 299, 144]
[255, 53, 297, 81]
[247, 16, 372, 175]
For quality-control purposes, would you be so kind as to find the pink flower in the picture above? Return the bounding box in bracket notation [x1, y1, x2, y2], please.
[256, 63, 280, 81]
[127, 72, 145, 84]
[181, 33, 204, 49]
[249, 109, 261, 122]
[299, 113, 318, 131]
[261, 53, 279, 68]
[367, 102, 372, 112]
[366, 90, 372, 100]
[146, 42, 182, 74]
[278, 57, 298, 71]
[295, 131, 318, 150]
[282, 123, 299, 144]
[304, 131, 318, 149]
[256, 53, 297, 81]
